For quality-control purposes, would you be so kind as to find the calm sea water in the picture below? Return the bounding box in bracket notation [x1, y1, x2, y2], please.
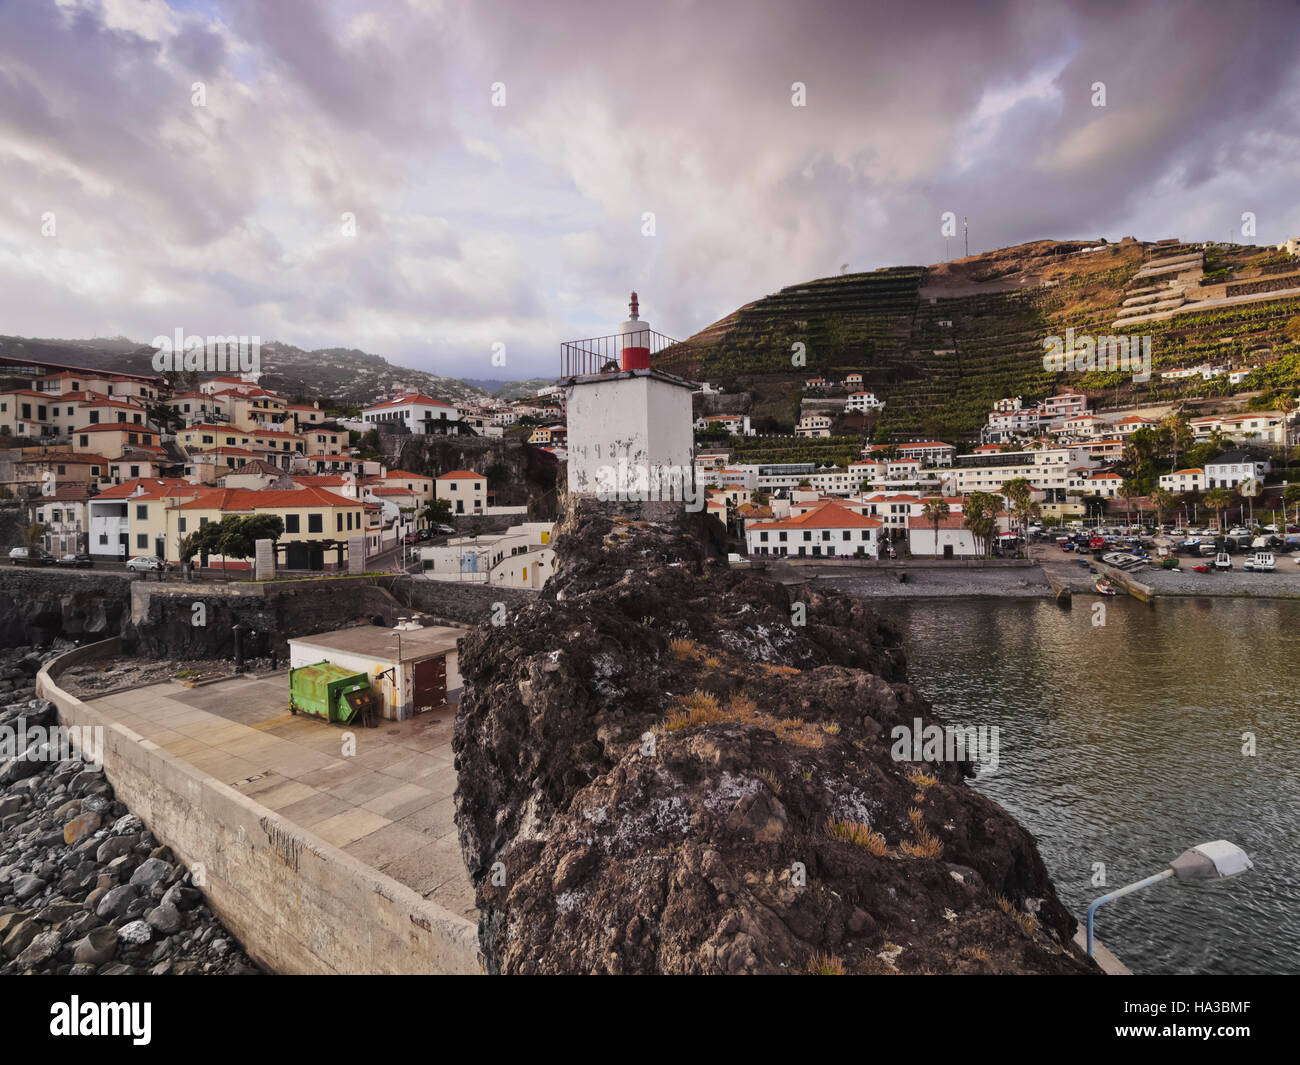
[879, 596, 1300, 976]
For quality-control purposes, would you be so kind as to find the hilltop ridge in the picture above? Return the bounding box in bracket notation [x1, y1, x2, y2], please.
[660, 237, 1300, 442]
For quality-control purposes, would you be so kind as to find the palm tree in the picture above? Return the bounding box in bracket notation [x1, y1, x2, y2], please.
[1149, 487, 1175, 530]
[1203, 487, 1234, 535]
[1283, 483, 1300, 528]
[1160, 411, 1193, 473]
[962, 492, 998, 558]
[1119, 478, 1140, 528]
[1001, 478, 1034, 558]
[1238, 476, 1260, 529]
[921, 499, 950, 559]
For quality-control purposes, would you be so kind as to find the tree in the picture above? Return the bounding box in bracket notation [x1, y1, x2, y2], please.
[1160, 412, 1193, 472]
[23, 522, 45, 550]
[962, 492, 999, 558]
[423, 498, 454, 526]
[1000, 478, 1033, 555]
[182, 514, 284, 573]
[1238, 476, 1260, 528]
[1202, 487, 1234, 533]
[1284, 482, 1300, 527]
[921, 499, 950, 559]
[1119, 478, 1140, 527]
[1149, 487, 1175, 529]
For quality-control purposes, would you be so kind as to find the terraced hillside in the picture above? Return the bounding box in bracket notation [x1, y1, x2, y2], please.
[662, 238, 1300, 444]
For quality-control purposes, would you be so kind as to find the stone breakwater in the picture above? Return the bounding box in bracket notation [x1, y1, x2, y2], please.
[0, 646, 256, 975]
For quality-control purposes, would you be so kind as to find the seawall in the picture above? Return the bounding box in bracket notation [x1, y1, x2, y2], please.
[36, 639, 481, 974]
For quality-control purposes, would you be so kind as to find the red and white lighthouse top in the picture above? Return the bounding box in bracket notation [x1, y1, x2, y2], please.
[619, 291, 651, 370]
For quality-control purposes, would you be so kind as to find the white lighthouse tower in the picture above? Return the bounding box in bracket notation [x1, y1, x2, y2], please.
[561, 293, 696, 515]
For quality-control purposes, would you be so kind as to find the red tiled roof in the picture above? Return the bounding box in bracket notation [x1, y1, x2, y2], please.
[437, 470, 483, 480]
[73, 424, 159, 436]
[292, 474, 349, 486]
[94, 477, 200, 500]
[363, 392, 456, 411]
[752, 501, 884, 530]
[171, 487, 360, 511]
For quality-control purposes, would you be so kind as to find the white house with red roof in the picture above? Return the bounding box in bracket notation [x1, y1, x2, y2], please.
[1086, 471, 1123, 498]
[1158, 468, 1205, 493]
[1110, 415, 1158, 438]
[744, 500, 883, 558]
[844, 391, 884, 412]
[374, 469, 433, 501]
[908, 512, 980, 558]
[362, 392, 460, 434]
[435, 469, 485, 515]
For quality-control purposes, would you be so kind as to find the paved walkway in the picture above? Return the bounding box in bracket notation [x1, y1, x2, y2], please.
[87, 672, 475, 921]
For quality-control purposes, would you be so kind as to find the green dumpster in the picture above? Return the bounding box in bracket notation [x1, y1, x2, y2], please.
[289, 662, 378, 725]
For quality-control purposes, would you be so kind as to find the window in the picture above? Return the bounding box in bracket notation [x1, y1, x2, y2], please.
[99, 534, 107, 545]
[136, 534, 147, 549]
[136, 504, 147, 520]
[179, 518, 187, 533]
[308, 514, 323, 533]
[336, 514, 343, 532]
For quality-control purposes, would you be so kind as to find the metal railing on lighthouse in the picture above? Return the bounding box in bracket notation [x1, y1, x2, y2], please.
[559, 328, 681, 378]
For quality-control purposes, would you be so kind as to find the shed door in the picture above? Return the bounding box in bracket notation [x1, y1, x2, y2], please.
[412, 656, 446, 713]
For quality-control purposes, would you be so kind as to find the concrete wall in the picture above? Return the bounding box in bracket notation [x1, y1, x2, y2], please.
[384, 574, 536, 627]
[37, 640, 481, 975]
[566, 371, 695, 498]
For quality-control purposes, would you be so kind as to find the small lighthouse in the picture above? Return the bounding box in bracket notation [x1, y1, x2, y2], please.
[561, 293, 696, 515]
[619, 291, 651, 370]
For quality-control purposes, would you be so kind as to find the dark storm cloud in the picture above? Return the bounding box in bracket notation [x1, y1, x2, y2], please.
[0, 0, 1297, 375]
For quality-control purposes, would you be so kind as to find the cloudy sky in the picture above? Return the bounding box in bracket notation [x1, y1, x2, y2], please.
[2, 0, 1299, 379]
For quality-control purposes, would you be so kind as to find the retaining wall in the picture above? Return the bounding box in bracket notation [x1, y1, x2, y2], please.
[36, 639, 481, 975]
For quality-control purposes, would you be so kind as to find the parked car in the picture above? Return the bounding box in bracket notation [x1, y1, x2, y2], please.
[55, 553, 95, 568]
[9, 547, 54, 566]
[126, 555, 162, 572]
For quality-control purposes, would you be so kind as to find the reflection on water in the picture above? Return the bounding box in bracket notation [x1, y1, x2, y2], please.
[881, 596, 1300, 975]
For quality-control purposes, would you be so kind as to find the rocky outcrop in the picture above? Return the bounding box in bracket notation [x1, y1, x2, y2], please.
[453, 498, 1097, 974]
[0, 571, 130, 648]
[386, 435, 559, 518]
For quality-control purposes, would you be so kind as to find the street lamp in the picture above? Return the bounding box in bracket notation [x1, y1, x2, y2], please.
[1086, 840, 1253, 958]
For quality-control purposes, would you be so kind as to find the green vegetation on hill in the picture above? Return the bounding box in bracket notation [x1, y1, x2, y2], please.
[662, 240, 1300, 445]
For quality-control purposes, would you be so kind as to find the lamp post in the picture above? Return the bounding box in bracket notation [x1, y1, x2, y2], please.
[1086, 840, 1253, 958]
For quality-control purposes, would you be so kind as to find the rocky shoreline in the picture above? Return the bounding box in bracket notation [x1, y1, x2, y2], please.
[0, 645, 257, 975]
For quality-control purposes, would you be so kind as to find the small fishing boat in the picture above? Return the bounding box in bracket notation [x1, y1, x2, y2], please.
[1094, 577, 1116, 596]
